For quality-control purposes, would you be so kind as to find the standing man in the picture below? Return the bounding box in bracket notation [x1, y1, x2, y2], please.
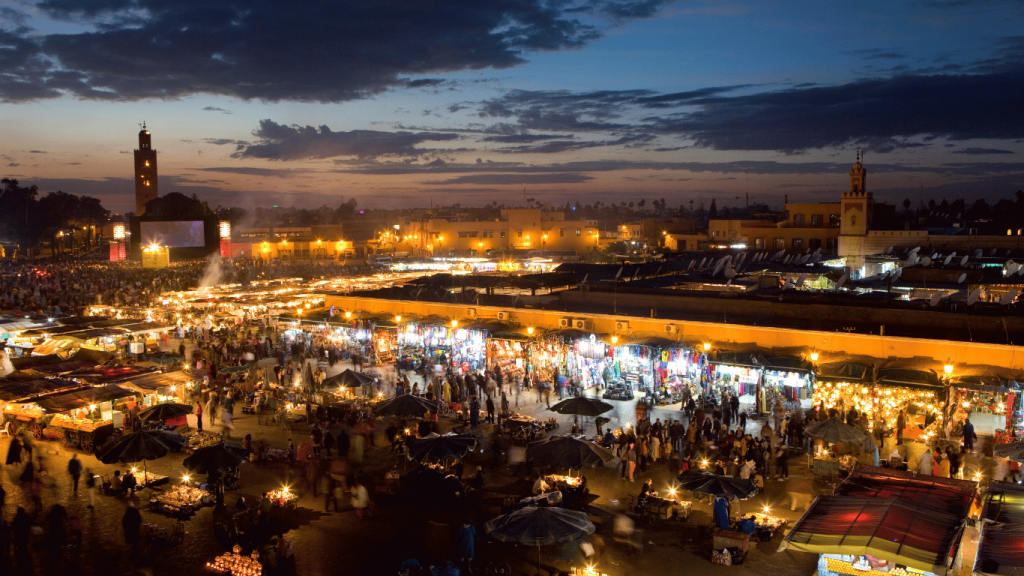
[896, 409, 906, 445]
[67, 453, 82, 495]
[196, 401, 204, 432]
[963, 418, 977, 453]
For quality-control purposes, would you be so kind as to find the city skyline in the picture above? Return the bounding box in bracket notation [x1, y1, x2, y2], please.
[0, 0, 1022, 215]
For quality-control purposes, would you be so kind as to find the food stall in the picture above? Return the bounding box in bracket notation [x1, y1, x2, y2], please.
[31, 384, 135, 451]
[975, 482, 1024, 576]
[780, 496, 966, 576]
[206, 545, 263, 576]
[947, 375, 1020, 438]
[120, 370, 198, 407]
[371, 319, 398, 365]
[151, 482, 214, 516]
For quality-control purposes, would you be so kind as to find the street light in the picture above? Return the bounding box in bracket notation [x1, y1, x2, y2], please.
[527, 327, 534, 335]
[611, 336, 618, 345]
[395, 315, 402, 323]
[944, 362, 954, 375]
[451, 319, 458, 328]
[703, 342, 711, 352]
[810, 351, 819, 362]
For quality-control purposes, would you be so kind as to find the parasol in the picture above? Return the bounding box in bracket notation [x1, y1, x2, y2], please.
[373, 394, 439, 418]
[803, 417, 868, 444]
[548, 397, 614, 417]
[137, 402, 193, 423]
[994, 441, 1024, 462]
[526, 435, 616, 469]
[322, 369, 376, 390]
[676, 470, 758, 499]
[183, 442, 248, 474]
[406, 433, 477, 463]
[96, 429, 186, 489]
[485, 506, 595, 575]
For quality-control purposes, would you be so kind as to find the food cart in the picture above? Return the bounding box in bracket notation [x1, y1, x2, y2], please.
[0, 378, 82, 436]
[151, 483, 214, 516]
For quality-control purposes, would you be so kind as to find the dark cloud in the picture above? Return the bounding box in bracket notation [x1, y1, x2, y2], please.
[494, 134, 655, 154]
[194, 166, 309, 177]
[405, 79, 445, 88]
[480, 133, 568, 143]
[28, 150, 46, 154]
[1, 0, 669, 102]
[954, 147, 1016, 154]
[203, 106, 231, 113]
[204, 138, 242, 146]
[422, 173, 593, 185]
[233, 119, 461, 160]
[849, 48, 907, 60]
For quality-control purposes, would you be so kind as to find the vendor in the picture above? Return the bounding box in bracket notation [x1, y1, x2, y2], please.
[736, 514, 757, 534]
[638, 479, 656, 504]
[532, 474, 550, 495]
[713, 496, 731, 530]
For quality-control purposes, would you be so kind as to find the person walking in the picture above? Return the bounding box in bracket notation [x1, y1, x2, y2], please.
[84, 468, 96, 509]
[459, 518, 476, 563]
[350, 479, 369, 519]
[68, 453, 82, 495]
[896, 409, 906, 445]
[122, 502, 142, 549]
[963, 418, 977, 453]
[626, 443, 637, 482]
[196, 401, 204, 432]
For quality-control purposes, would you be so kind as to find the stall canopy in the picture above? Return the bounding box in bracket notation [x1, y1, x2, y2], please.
[25, 384, 134, 413]
[976, 483, 1024, 576]
[950, 375, 1015, 394]
[0, 379, 82, 402]
[835, 466, 977, 518]
[120, 370, 194, 393]
[876, 368, 943, 389]
[710, 351, 765, 368]
[816, 362, 872, 383]
[763, 356, 814, 374]
[779, 496, 964, 574]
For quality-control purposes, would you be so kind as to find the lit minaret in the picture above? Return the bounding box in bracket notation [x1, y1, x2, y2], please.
[134, 123, 158, 215]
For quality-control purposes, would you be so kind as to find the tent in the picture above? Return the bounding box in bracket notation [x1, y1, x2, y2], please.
[0, 379, 82, 402]
[815, 362, 872, 383]
[779, 496, 965, 574]
[835, 466, 977, 518]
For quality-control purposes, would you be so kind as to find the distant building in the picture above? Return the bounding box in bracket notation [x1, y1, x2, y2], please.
[230, 225, 350, 260]
[386, 208, 602, 257]
[133, 123, 158, 215]
[708, 203, 841, 252]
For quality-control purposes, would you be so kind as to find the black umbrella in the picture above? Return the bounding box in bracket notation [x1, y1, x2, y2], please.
[676, 470, 758, 500]
[96, 429, 185, 488]
[137, 402, 193, 423]
[803, 417, 867, 444]
[183, 442, 248, 474]
[548, 397, 614, 417]
[527, 435, 616, 470]
[323, 369, 376, 390]
[406, 434, 477, 463]
[485, 506, 596, 575]
[373, 394, 439, 418]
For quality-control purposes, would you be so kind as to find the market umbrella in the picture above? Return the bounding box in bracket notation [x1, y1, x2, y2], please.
[676, 470, 758, 500]
[406, 433, 477, 463]
[96, 429, 186, 488]
[548, 397, 614, 417]
[994, 441, 1024, 462]
[137, 402, 193, 423]
[485, 506, 595, 576]
[182, 442, 248, 474]
[526, 435, 616, 470]
[141, 351, 183, 365]
[373, 394, 439, 418]
[322, 369, 375, 390]
[219, 365, 250, 375]
[803, 417, 868, 445]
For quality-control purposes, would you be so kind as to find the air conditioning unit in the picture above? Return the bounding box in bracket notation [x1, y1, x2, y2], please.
[574, 319, 592, 331]
[558, 318, 572, 329]
[497, 311, 510, 322]
[615, 321, 629, 332]
[466, 308, 477, 317]
[664, 324, 677, 334]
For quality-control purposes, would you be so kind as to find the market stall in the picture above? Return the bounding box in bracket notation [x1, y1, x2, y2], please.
[371, 320, 398, 365]
[559, 331, 611, 391]
[762, 356, 814, 404]
[151, 482, 213, 516]
[779, 496, 966, 576]
[947, 375, 1020, 438]
[486, 331, 530, 382]
[705, 351, 765, 411]
[975, 482, 1024, 576]
[31, 384, 135, 451]
[449, 323, 491, 373]
[875, 368, 945, 443]
[120, 370, 199, 407]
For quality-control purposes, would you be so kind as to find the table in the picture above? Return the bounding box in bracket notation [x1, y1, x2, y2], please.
[751, 512, 787, 540]
[266, 488, 298, 508]
[545, 474, 582, 489]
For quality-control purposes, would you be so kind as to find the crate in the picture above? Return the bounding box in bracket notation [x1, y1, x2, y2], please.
[713, 529, 750, 555]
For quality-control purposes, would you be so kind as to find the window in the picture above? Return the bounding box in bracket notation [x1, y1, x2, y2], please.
[811, 214, 823, 226]
[500, 231, 506, 238]
[487, 231, 494, 238]
[559, 229, 565, 237]
[829, 214, 840, 228]
[793, 214, 805, 226]
[517, 231, 523, 238]
[774, 237, 785, 249]
[792, 237, 804, 250]
[808, 238, 822, 250]
[754, 237, 765, 250]
[575, 229, 581, 236]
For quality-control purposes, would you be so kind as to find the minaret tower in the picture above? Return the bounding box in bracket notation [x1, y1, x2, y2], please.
[134, 123, 158, 215]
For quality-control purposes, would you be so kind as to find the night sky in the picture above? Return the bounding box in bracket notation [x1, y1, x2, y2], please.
[1, 0, 1022, 214]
